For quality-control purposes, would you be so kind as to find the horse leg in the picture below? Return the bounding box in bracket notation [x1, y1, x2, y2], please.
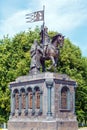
[40, 58, 46, 72]
[54, 57, 58, 67]
[50, 56, 56, 66]
[53, 57, 58, 72]
[47, 56, 56, 70]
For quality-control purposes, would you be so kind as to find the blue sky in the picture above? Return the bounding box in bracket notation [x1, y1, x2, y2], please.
[0, 0, 87, 56]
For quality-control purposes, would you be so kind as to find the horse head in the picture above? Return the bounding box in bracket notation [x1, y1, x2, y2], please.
[52, 34, 64, 48]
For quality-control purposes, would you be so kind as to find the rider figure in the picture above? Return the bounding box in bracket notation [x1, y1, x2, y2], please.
[44, 26, 50, 44]
[44, 26, 50, 56]
[40, 26, 50, 57]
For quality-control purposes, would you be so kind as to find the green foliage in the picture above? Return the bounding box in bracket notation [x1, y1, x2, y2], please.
[0, 28, 40, 122]
[0, 27, 87, 125]
[58, 38, 87, 125]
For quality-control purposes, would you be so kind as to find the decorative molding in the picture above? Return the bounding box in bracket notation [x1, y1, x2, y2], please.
[54, 79, 76, 86]
[10, 79, 45, 88]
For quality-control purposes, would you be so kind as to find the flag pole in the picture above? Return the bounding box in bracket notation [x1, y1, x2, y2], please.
[42, 5, 45, 45]
[43, 5, 45, 28]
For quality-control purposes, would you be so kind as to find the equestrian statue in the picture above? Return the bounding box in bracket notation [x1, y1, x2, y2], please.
[30, 26, 64, 74]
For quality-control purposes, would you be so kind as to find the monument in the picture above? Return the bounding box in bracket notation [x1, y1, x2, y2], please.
[8, 7, 78, 130]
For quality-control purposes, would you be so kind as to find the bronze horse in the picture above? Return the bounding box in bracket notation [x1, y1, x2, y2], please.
[40, 34, 64, 71]
[30, 34, 64, 73]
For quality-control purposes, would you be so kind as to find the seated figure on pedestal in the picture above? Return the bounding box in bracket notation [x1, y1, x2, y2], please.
[30, 39, 43, 74]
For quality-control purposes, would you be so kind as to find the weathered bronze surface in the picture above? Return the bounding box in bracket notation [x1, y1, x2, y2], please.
[30, 27, 64, 74]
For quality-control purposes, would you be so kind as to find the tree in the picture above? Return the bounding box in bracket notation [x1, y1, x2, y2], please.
[58, 38, 87, 125]
[0, 28, 87, 125]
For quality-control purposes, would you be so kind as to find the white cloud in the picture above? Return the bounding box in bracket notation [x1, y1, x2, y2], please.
[0, 10, 28, 38]
[0, 9, 43, 38]
[0, 0, 87, 39]
[39, 0, 87, 32]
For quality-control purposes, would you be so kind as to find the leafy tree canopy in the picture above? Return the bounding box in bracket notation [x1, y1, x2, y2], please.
[0, 27, 87, 125]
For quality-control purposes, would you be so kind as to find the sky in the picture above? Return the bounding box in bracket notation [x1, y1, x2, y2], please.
[0, 0, 87, 56]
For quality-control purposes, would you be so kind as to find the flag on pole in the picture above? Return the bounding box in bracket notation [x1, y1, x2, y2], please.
[26, 10, 44, 23]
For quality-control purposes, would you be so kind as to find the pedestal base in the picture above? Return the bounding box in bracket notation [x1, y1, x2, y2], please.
[8, 119, 78, 130]
[8, 72, 78, 130]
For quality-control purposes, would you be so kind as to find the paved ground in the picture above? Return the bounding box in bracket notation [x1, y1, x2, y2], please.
[0, 127, 87, 130]
[78, 127, 87, 130]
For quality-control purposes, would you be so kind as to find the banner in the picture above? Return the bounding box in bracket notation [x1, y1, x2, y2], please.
[26, 10, 44, 23]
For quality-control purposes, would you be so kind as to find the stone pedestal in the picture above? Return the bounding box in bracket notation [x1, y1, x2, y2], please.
[8, 72, 78, 130]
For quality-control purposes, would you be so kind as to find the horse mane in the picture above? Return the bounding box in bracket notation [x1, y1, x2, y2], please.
[51, 33, 62, 44]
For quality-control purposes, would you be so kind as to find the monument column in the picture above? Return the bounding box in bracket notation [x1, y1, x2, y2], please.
[25, 91, 28, 115]
[39, 90, 43, 114]
[46, 79, 53, 116]
[73, 87, 76, 114]
[18, 92, 21, 115]
[10, 90, 12, 116]
[11, 92, 15, 116]
[32, 89, 35, 115]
